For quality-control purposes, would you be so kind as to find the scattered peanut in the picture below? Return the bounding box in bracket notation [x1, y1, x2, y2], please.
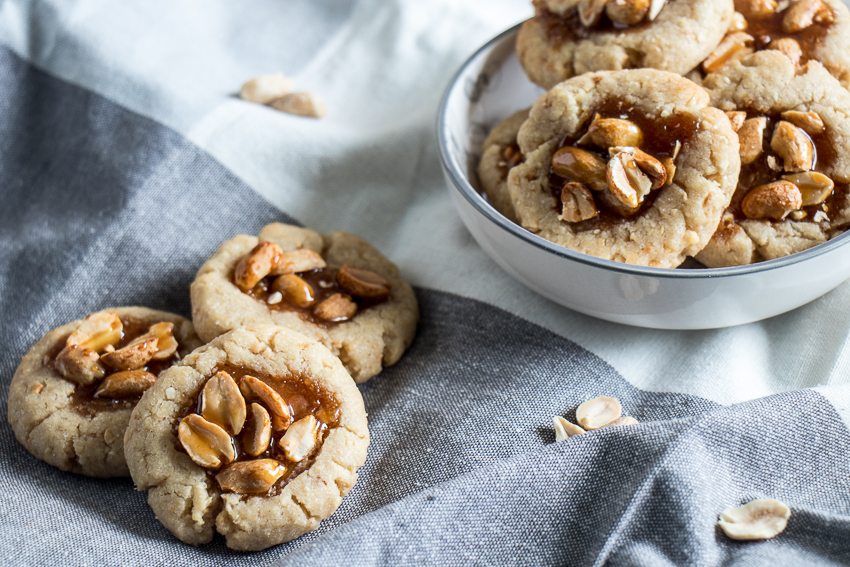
[240, 73, 292, 105]
[718, 499, 791, 541]
[553, 416, 585, 442]
[576, 396, 622, 430]
[271, 92, 326, 119]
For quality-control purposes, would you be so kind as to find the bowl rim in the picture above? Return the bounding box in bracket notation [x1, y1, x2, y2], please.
[436, 22, 850, 280]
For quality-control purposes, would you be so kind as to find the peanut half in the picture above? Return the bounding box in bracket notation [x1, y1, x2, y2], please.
[553, 416, 585, 442]
[66, 312, 122, 353]
[589, 118, 644, 149]
[242, 403, 273, 457]
[606, 0, 650, 26]
[314, 293, 358, 322]
[271, 274, 316, 308]
[771, 121, 814, 172]
[737, 117, 767, 166]
[202, 371, 247, 436]
[560, 182, 599, 223]
[239, 376, 293, 432]
[780, 111, 825, 136]
[55, 345, 106, 385]
[234, 241, 283, 292]
[216, 459, 288, 494]
[741, 181, 802, 220]
[240, 73, 292, 105]
[100, 334, 158, 371]
[95, 370, 156, 399]
[269, 248, 327, 276]
[576, 396, 622, 430]
[718, 499, 791, 541]
[178, 414, 236, 469]
[551, 147, 608, 193]
[336, 265, 392, 300]
[702, 32, 754, 73]
[279, 415, 321, 462]
[782, 171, 834, 206]
[271, 92, 326, 119]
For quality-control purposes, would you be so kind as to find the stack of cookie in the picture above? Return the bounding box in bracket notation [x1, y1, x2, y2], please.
[7, 223, 418, 551]
[480, 0, 850, 267]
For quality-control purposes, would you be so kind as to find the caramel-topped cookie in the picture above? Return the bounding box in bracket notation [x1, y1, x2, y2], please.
[124, 326, 369, 551]
[516, 0, 734, 89]
[477, 108, 530, 223]
[697, 0, 850, 88]
[191, 223, 418, 383]
[7, 307, 201, 477]
[697, 51, 850, 267]
[507, 69, 740, 268]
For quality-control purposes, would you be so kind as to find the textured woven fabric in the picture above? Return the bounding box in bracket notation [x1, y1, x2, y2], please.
[3, 1, 850, 565]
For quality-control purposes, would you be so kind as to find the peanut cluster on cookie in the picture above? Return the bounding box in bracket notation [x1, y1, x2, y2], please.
[54, 311, 181, 402]
[233, 240, 391, 324]
[177, 366, 339, 496]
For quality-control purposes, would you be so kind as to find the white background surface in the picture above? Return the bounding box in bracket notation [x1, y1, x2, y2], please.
[2, 0, 850, 409]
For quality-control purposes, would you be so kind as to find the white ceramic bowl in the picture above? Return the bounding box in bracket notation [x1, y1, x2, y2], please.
[437, 24, 850, 330]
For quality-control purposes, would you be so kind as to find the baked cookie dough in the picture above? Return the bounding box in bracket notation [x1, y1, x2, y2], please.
[477, 108, 530, 222]
[124, 326, 369, 551]
[507, 68, 740, 268]
[7, 307, 201, 477]
[191, 223, 418, 383]
[696, 51, 850, 267]
[697, 0, 850, 88]
[517, 0, 734, 89]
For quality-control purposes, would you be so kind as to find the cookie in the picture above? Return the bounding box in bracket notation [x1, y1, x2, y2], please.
[696, 0, 850, 88]
[517, 0, 734, 89]
[507, 68, 740, 268]
[696, 50, 850, 267]
[7, 307, 201, 477]
[123, 326, 369, 551]
[477, 108, 530, 222]
[191, 223, 418, 383]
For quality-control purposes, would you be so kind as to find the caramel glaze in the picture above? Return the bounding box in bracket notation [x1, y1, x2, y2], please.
[174, 364, 341, 497]
[535, 1, 658, 45]
[244, 267, 385, 326]
[547, 99, 700, 229]
[46, 316, 183, 417]
[736, 0, 834, 65]
[728, 111, 846, 221]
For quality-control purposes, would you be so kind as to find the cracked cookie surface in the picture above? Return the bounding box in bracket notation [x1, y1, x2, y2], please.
[507, 68, 740, 268]
[7, 307, 201, 477]
[517, 0, 734, 89]
[697, 51, 850, 267]
[190, 223, 418, 383]
[123, 325, 369, 551]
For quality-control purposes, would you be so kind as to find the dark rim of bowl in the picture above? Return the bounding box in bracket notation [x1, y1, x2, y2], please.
[436, 22, 850, 280]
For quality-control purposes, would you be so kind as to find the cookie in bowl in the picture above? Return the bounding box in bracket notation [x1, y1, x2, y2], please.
[507, 68, 740, 268]
[477, 108, 531, 222]
[516, 0, 734, 89]
[7, 307, 202, 477]
[698, 0, 850, 88]
[696, 50, 850, 267]
[191, 223, 418, 383]
[123, 326, 369, 551]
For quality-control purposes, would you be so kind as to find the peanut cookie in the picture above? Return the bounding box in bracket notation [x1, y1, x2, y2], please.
[517, 0, 734, 89]
[507, 69, 740, 268]
[7, 307, 201, 477]
[696, 51, 850, 267]
[123, 326, 369, 551]
[697, 0, 850, 88]
[477, 108, 530, 222]
[190, 223, 418, 383]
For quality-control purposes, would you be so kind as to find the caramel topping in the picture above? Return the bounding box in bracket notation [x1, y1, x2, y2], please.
[241, 265, 389, 326]
[174, 364, 341, 497]
[735, 0, 834, 65]
[46, 315, 185, 417]
[729, 111, 845, 222]
[548, 99, 699, 227]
